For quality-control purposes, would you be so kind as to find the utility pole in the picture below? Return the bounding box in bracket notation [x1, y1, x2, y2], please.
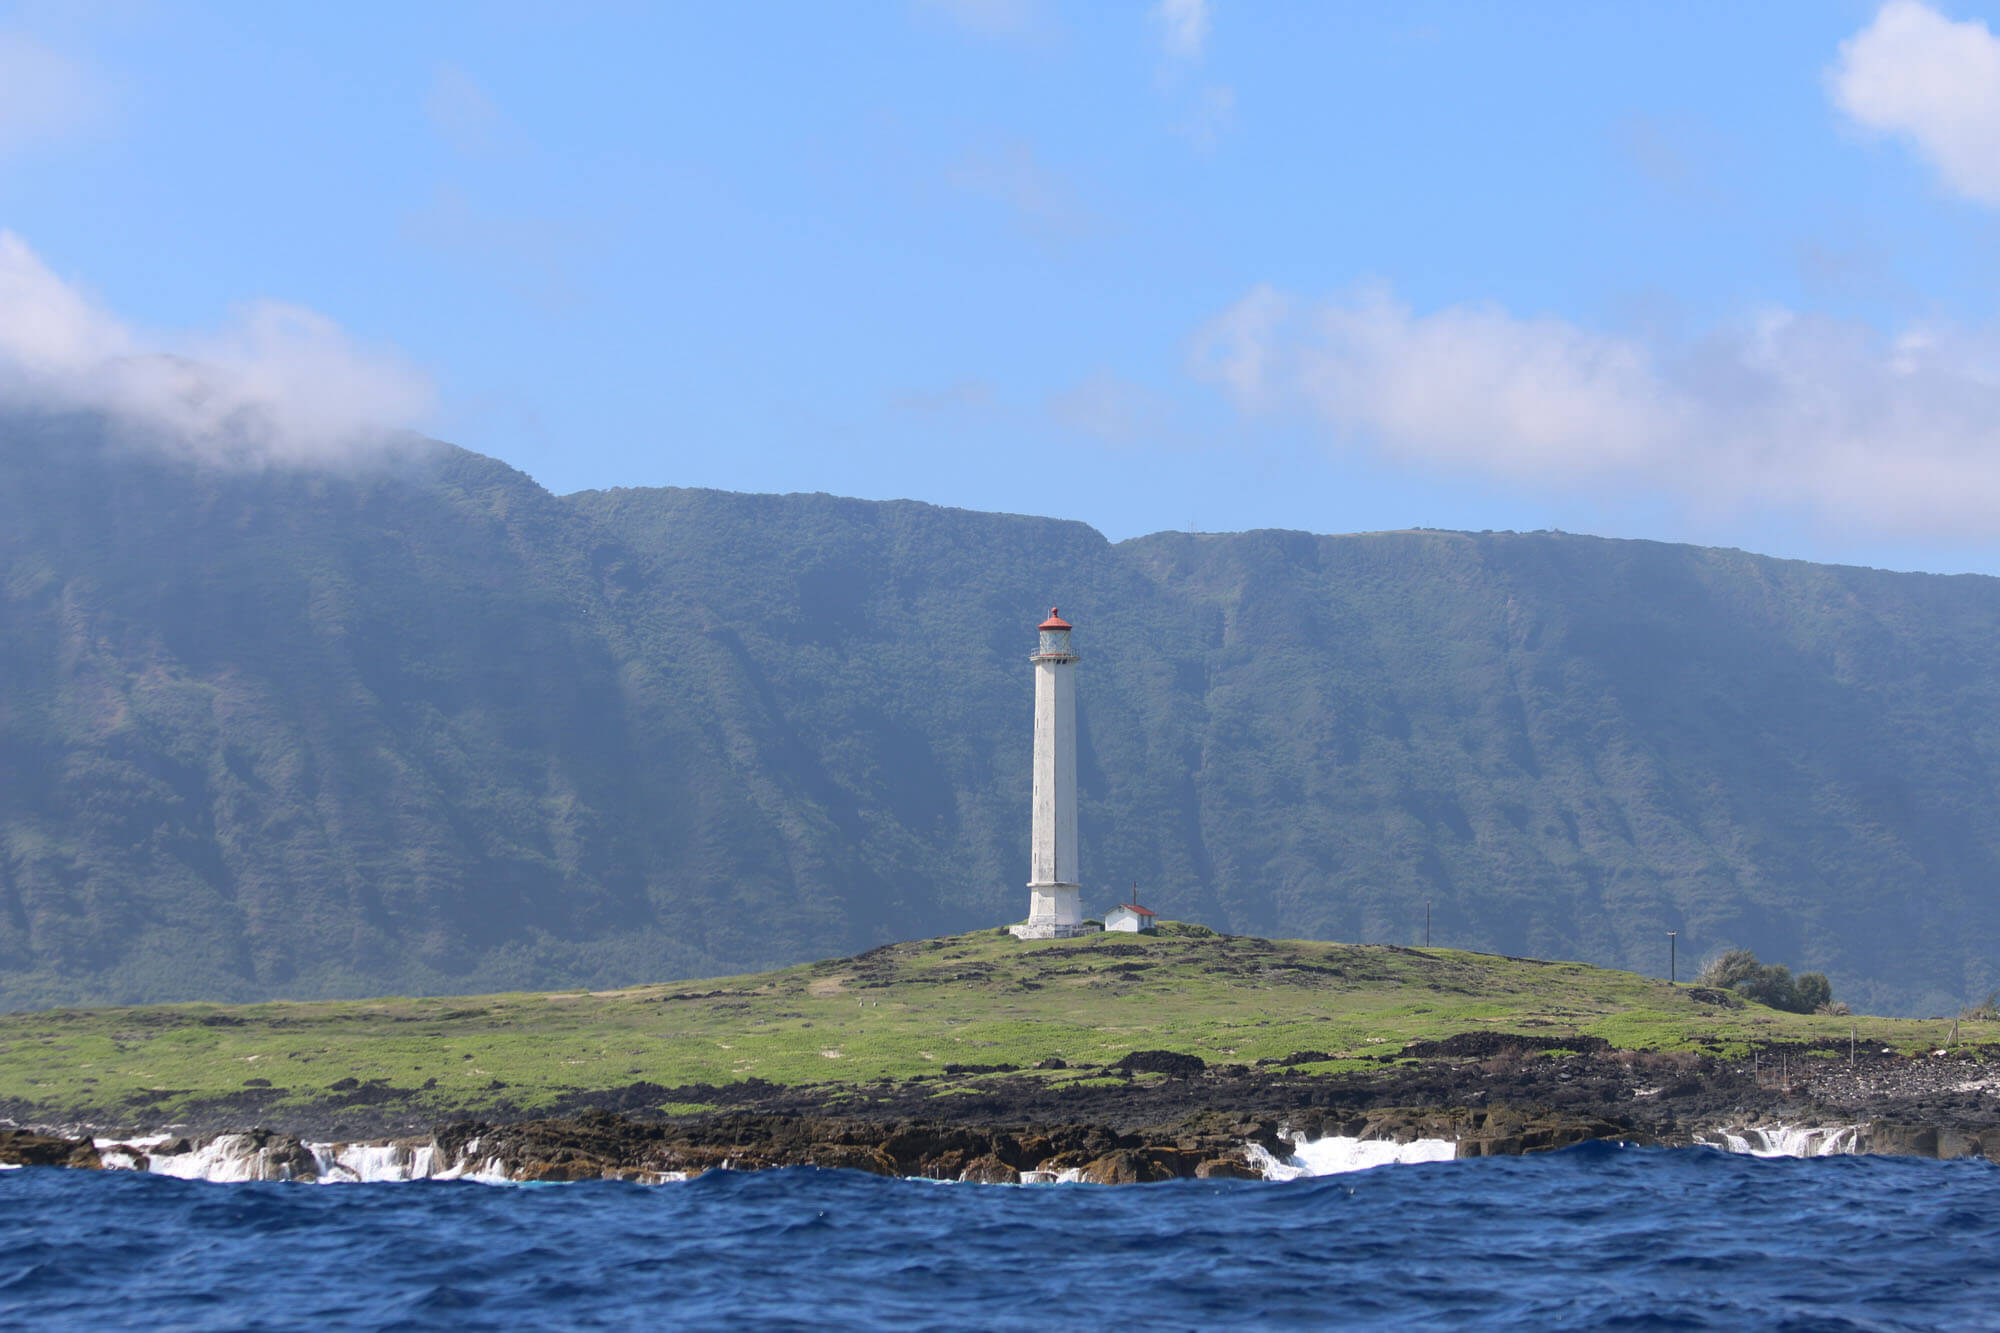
[1424, 901, 1431, 949]
[1667, 931, 1677, 985]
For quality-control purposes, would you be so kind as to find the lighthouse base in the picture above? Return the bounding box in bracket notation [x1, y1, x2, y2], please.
[1010, 884, 1092, 940]
[1009, 920, 1097, 940]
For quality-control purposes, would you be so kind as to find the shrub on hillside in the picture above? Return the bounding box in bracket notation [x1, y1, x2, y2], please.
[1794, 972, 1833, 1013]
[1698, 949, 1760, 992]
[1696, 949, 1833, 1014]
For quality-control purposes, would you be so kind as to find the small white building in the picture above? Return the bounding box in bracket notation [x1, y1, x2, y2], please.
[1105, 902, 1157, 934]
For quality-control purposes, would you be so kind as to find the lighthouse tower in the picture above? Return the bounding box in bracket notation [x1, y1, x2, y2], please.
[1011, 607, 1088, 940]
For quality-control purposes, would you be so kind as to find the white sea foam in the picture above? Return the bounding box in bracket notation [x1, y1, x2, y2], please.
[141, 1133, 305, 1182]
[1698, 1125, 1868, 1158]
[1247, 1135, 1458, 1180]
[82, 1130, 696, 1185]
[310, 1140, 435, 1182]
[304, 1136, 530, 1183]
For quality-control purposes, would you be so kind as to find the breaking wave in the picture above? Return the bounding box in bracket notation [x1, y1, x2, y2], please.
[81, 1123, 1900, 1185]
[1246, 1134, 1457, 1178]
[1696, 1124, 1870, 1158]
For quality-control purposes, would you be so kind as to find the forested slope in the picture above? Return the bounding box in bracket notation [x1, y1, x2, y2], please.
[3, 413, 1996, 1013]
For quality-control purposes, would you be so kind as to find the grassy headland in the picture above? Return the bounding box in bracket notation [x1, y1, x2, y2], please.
[0, 929, 1968, 1134]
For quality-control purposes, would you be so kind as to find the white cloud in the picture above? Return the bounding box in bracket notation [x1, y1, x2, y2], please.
[1192, 282, 2000, 537]
[1154, 0, 1210, 61]
[1831, 1, 2000, 204]
[0, 231, 434, 465]
[0, 30, 100, 154]
[1188, 283, 1289, 409]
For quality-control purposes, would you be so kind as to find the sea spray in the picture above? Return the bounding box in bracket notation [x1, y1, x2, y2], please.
[74, 1120, 1908, 1184]
[90, 1132, 691, 1185]
[1246, 1134, 1458, 1179]
[1698, 1124, 1869, 1158]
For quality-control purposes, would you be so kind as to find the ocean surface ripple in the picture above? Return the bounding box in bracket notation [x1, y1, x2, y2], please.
[4, 1144, 1997, 1330]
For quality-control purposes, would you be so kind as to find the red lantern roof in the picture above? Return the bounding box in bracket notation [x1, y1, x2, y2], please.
[1038, 607, 1072, 631]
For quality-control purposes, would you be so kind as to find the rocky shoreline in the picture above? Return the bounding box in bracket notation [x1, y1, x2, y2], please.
[7, 1036, 1996, 1183]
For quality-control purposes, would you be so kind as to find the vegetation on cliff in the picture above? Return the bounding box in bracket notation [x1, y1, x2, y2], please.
[10, 414, 2000, 1012]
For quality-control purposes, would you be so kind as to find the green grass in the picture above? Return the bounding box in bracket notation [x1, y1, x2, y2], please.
[0, 928, 1970, 1125]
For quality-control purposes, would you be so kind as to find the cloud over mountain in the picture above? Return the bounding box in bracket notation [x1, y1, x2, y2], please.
[1193, 281, 2000, 537]
[0, 232, 433, 465]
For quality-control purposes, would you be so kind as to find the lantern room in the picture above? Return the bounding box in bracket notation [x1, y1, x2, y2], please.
[1034, 608, 1076, 662]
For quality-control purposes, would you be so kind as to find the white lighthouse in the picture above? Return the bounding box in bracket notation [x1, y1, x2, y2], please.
[1010, 607, 1088, 940]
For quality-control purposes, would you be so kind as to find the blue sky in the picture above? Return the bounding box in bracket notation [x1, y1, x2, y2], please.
[9, 2, 2000, 572]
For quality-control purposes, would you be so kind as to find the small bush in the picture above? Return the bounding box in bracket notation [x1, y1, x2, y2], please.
[1794, 973, 1832, 1013]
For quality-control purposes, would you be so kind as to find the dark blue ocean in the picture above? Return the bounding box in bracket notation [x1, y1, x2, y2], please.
[3, 1145, 1996, 1330]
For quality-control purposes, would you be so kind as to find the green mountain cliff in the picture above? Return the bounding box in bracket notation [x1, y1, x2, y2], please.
[4, 413, 1997, 1014]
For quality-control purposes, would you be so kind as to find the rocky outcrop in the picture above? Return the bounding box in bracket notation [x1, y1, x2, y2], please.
[0, 1130, 100, 1169]
[1195, 1157, 1262, 1180]
[959, 1155, 1020, 1184]
[1079, 1149, 1180, 1184]
[16, 1033, 2000, 1183]
[1455, 1114, 1648, 1158]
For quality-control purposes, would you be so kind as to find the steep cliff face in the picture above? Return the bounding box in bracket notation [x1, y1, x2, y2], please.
[4, 413, 1998, 1012]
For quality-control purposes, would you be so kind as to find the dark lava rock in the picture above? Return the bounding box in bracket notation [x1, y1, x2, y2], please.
[1857, 1121, 1991, 1159]
[804, 1145, 897, 1176]
[1456, 1113, 1644, 1157]
[1401, 1033, 1611, 1060]
[1264, 1051, 1333, 1068]
[959, 1154, 1020, 1184]
[1117, 1050, 1207, 1077]
[1684, 988, 1743, 1008]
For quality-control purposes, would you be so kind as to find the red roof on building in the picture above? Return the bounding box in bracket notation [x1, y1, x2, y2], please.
[1116, 903, 1156, 917]
[1039, 607, 1072, 631]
